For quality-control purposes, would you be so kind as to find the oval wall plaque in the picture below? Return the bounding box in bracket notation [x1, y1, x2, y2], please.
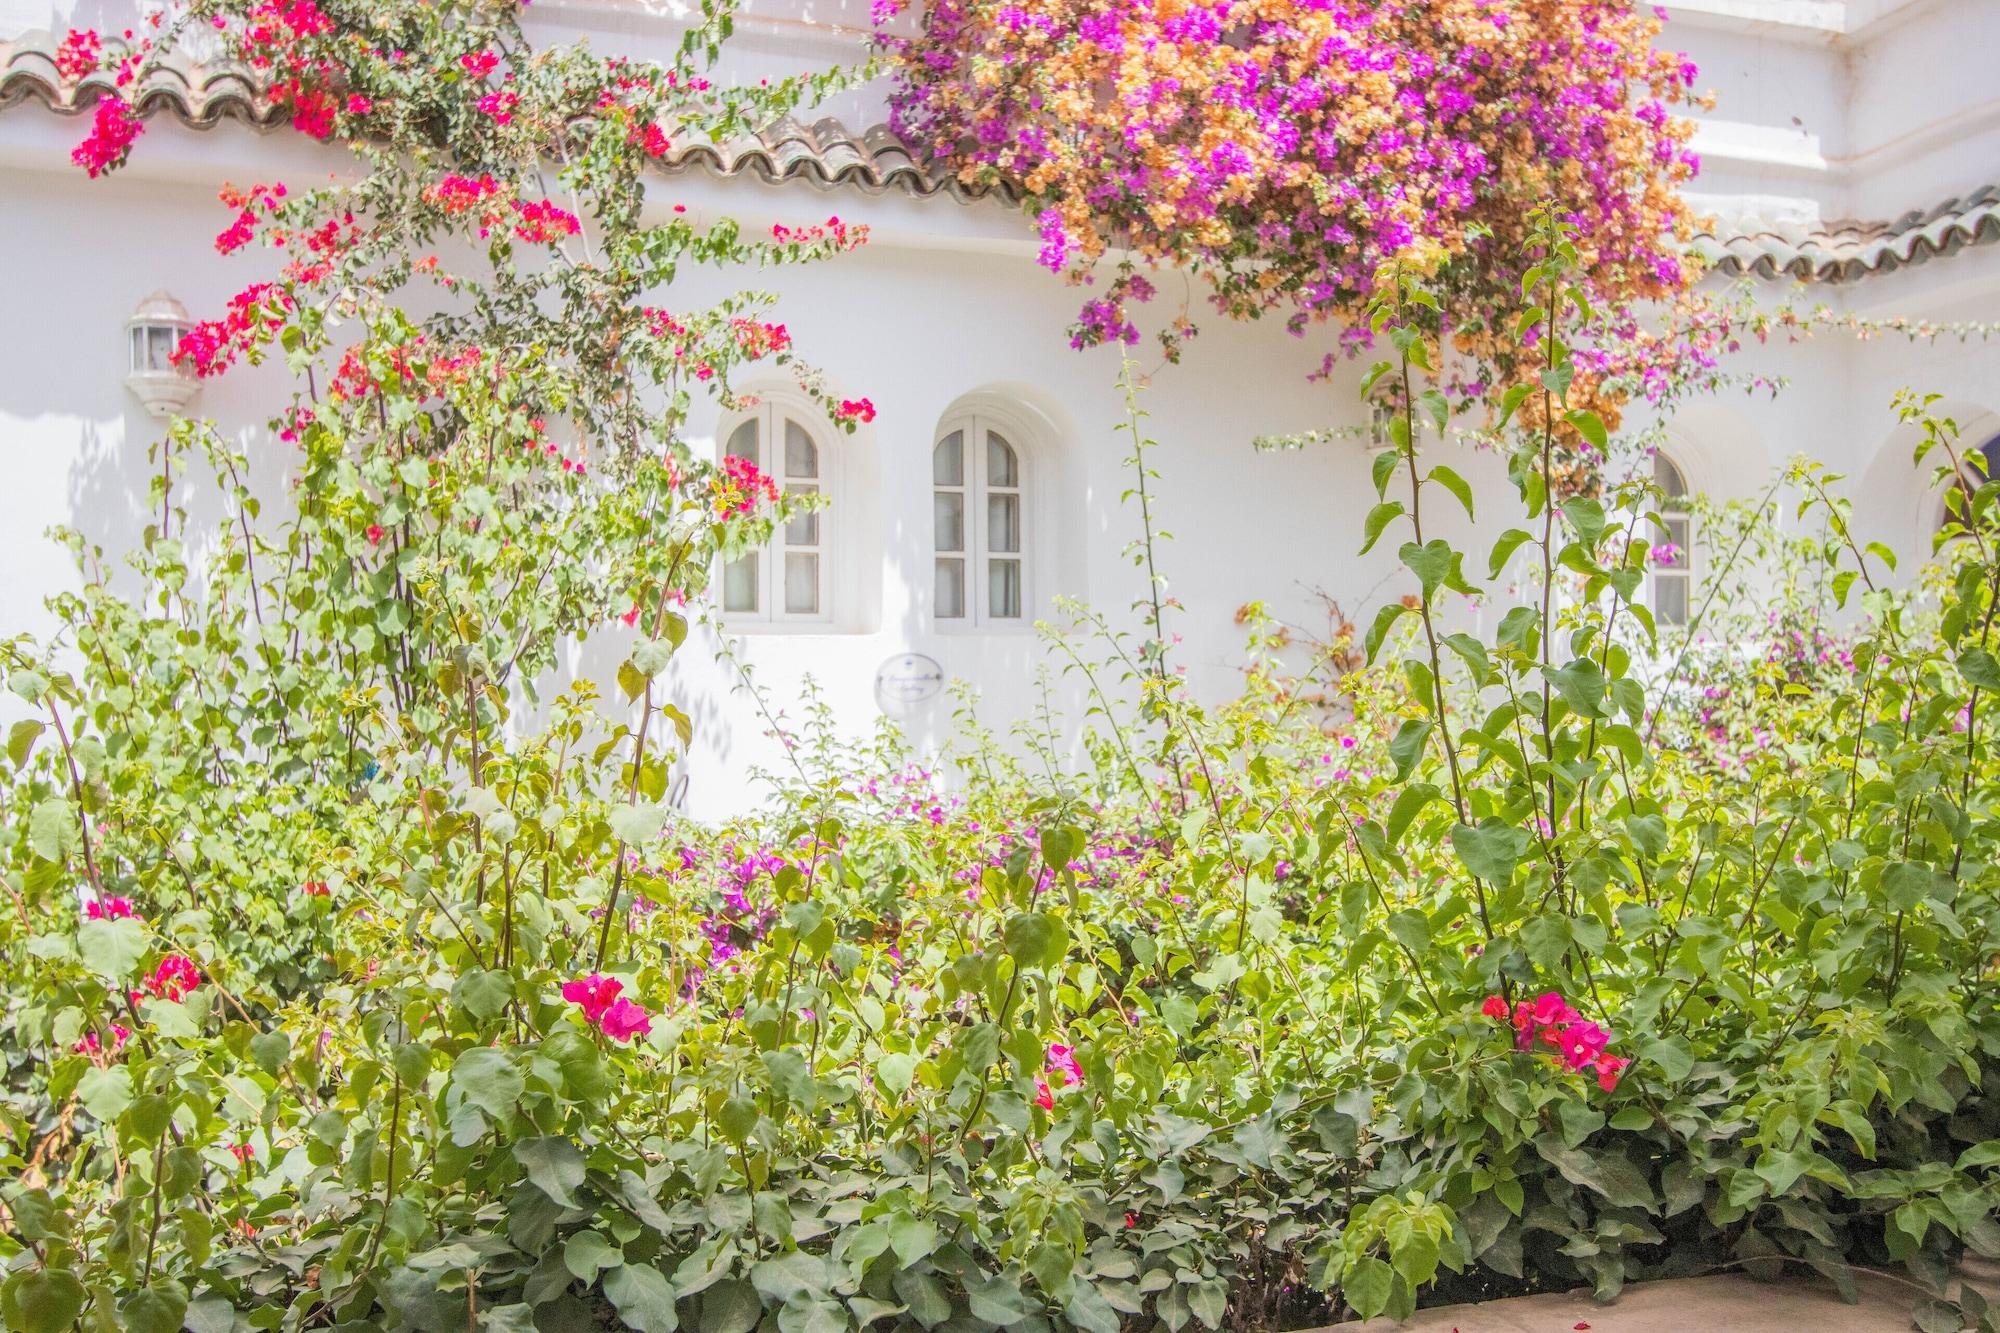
[875, 652, 945, 712]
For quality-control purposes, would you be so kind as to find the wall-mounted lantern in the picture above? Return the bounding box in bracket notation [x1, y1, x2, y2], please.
[125, 291, 200, 421]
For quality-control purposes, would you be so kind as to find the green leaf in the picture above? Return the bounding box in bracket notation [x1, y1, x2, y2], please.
[1534, 1133, 1655, 1208]
[1452, 821, 1529, 886]
[248, 1031, 291, 1076]
[701, 1282, 763, 1333]
[1371, 446, 1401, 497]
[1955, 1140, 2000, 1170]
[565, 1231, 623, 1284]
[1566, 409, 1607, 451]
[454, 969, 515, 1022]
[1343, 1255, 1395, 1319]
[2, 1269, 86, 1333]
[515, 1137, 587, 1209]
[6, 718, 43, 767]
[120, 1283, 189, 1333]
[964, 1275, 1037, 1327]
[1003, 911, 1062, 969]
[604, 1262, 679, 1333]
[1386, 783, 1439, 846]
[1364, 602, 1411, 664]
[77, 917, 148, 981]
[1399, 539, 1470, 598]
[633, 637, 677, 679]
[28, 797, 74, 863]
[1429, 465, 1474, 520]
[1545, 659, 1609, 716]
[1961, 648, 2000, 690]
[609, 802, 668, 847]
[449, 1047, 524, 1122]
[1387, 719, 1432, 783]
[1486, 528, 1532, 578]
[888, 1214, 937, 1267]
[1360, 501, 1405, 556]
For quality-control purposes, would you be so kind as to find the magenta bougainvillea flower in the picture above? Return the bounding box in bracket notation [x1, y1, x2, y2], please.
[563, 974, 653, 1043]
[1485, 991, 1625, 1092]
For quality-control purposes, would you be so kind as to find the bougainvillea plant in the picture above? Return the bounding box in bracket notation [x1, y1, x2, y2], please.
[877, 0, 1707, 437]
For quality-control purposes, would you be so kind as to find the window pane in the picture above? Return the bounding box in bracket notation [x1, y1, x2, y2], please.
[934, 432, 964, 486]
[785, 419, 817, 479]
[723, 553, 758, 613]
[726, 418, 759, 466]
[154, 326, 176, 369]
[988, 493, 1020, 554]
[987, 433, 1018, 487]
[935, 558, 965, 618]
[1661, 515, 1689, 569]
[785, 485, 819, 546]
[1656, 573, 1688, 627]
[1654, 450, 1686, 499]
[784, 553, 819, 615]
[989, 558, 1021, 619]
[934, 491, 964, 553]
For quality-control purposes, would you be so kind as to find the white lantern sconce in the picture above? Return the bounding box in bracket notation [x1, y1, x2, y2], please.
[125, 291, 200, 421]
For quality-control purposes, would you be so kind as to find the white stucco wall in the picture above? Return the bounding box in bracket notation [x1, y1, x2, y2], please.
[3, 0, 1998, 813]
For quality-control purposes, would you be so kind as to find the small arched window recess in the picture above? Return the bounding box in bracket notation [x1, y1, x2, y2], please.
[1651, 451, 1694, 628]
[720, 402, 832, 624]
[933, 417, 1026, 625]
[1940, 432, 2000, 536]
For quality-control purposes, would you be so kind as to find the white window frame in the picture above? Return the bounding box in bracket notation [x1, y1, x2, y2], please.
[717, 398, 836, 628]
[932, 412, 1031, 629]
[1651, 450, 1694, 630]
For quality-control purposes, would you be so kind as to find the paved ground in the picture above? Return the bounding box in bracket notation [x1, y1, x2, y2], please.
[1339, 1260, 2000, 1331]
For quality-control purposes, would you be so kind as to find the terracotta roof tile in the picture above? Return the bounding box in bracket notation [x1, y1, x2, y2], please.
[5, 30, 1992, 279]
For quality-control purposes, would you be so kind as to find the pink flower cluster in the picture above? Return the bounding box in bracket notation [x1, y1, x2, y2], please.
[172, 283, 292, 378]
[143, 954, 203, 1003]
[1036, 1041, 1083, 1109]
[73, 1023, 131, 1056]
[55, 29, 103, 82]
[837, 398, 877, 424]
[86, 896, 137, 920]
[214, 181, 288, 254]
[713, 454, 780, 518]
[72, 94, 143, 178]
[1484, 992, 1625, 1091]
[510, 198, 580, 244]
[562, 974, 652, 1042]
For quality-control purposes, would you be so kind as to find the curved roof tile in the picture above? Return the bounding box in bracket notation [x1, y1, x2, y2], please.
[5, 30, 1991, 279]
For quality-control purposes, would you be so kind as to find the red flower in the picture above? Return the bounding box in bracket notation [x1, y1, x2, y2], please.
[562, 973, 651, 1042]
[460, 50, 500, 78]
[345, 94, 373, 115]
[146, 954, 202, 1002]
[366, 524, 385, 545]
[511, 198, 580, 243]
[1034, 1076, 1054, 1110]
[55, 29, 103, 82]
[599, 998, 652, 1043]
[301, 880, 330, 897]
[837, 398, 877, 423]
[1480, 994, 1508, 1020]
[229, 1142, 254, 1163]
[86, 897, 138, 921]
[1595, 1053, 1628, 1093]
[72, 93, 143, 178]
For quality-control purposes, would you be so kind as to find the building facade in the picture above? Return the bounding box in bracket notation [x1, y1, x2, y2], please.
[1, 0, 1997, 812]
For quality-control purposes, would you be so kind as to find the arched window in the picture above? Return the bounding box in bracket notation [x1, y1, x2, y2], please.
[720, 403, 831, 623]
[1942, 432, 2000, 535]
[1651, 451, 1693, 628]
[934, 417, 1026, 624]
